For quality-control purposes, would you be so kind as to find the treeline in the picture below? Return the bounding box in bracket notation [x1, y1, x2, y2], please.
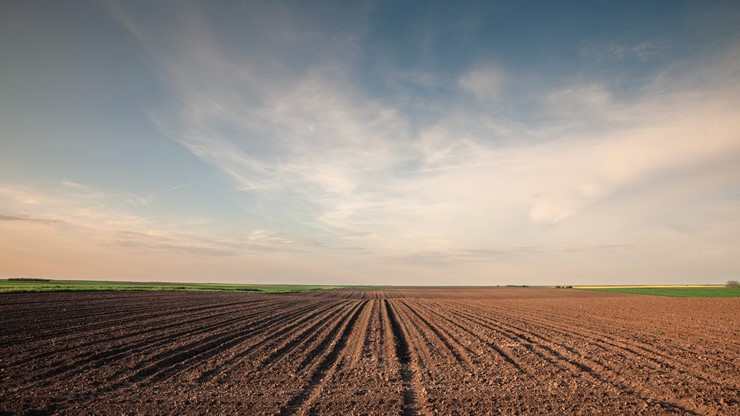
[6, 278, 52, 282]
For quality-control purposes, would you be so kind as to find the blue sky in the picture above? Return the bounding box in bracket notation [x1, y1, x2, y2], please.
[2, 0, 740, 285]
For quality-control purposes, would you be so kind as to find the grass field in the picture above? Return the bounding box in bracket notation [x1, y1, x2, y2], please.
[575, 285, 740, 297]
[0, 279, 338, 294]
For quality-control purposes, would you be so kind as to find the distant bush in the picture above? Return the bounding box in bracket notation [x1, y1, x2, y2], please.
[7, 278, 51, 282]
[727, 280, 739, 288]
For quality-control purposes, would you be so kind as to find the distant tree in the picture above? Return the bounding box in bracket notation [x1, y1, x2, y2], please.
[7, 278, 51, 282]
[727, 280, 739, 288]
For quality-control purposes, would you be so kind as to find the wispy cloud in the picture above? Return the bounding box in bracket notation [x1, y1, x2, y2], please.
[0, 178, 327, 261]
[390, 244, 637, 265]
[580, 40, 667, 63]
[609, 42, 666, 60]
[3, 2, 726, 284]
[0, 214, 66, 225]
[0, 186, 44, 206]
[127, 179, 202, 205]
[459, 66, 505, 101]
[108, 2, 740, 258]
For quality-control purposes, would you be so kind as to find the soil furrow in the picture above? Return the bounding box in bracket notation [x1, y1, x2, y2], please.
[258, 302, 351, 372]
[345, 296, 375, 369]
[140, 301, 339, 385]
[8, 300, 273, 367]
[421, 300, 527, 374]
[399, 300, 474, 370]
[0, 295, 261, 346]
[277, 300, 367, 416]
[25, 299, 303, 382]
[385, 299, 426, 416]
[293, 303, 358, 373]
[198, 300, 342, 383]
[48, 301, 335, 413]
[122, 301, 329, 384]
[491, 303, 738, 389]
[452, 303, 704, 414]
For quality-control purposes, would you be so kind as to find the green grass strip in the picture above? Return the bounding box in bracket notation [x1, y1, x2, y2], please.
[578, 287, 740, 298]
[0, 279, 340, 294]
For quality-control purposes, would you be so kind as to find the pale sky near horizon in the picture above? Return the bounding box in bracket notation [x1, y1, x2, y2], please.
[1, 1, 740, 285]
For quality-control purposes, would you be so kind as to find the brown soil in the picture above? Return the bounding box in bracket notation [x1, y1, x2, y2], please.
[0, 289, 738, 415]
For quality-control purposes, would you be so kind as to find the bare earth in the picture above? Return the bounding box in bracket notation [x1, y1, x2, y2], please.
[0, 288, 738, 415]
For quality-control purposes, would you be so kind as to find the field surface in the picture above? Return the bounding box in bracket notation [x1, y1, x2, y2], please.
[1, 288, 738, 415]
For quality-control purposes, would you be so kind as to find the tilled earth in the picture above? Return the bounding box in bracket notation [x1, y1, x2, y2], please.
[0, 288, 738, 415]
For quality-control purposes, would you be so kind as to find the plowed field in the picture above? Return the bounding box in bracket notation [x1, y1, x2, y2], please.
[1, 289, 738, 415]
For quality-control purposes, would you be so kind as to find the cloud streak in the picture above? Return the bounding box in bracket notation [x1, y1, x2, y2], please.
[0, 214, 66, 225]
[101, 2, 740, 284]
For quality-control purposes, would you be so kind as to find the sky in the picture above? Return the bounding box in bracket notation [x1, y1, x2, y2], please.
[1, 0, 740, 285]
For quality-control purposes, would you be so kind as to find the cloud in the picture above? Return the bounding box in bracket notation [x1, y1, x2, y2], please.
[459, 66, 504, 101]
[246, 229, 323, 249]
[0, 186, 44, 206]
[110, 230, 238, 257]
[106, 224, 326, 258]
[91, 2, 740, 283]
[157, 11, 738, 247]
[546, 84, 613, 118]
[580, 40, 667, 62]
[126, 179, 202, 205]
[609, 42, 665, 60]
[0, 214, 65, 225]
[390, 244, 636, 265]
[0, 180, 328, 262]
